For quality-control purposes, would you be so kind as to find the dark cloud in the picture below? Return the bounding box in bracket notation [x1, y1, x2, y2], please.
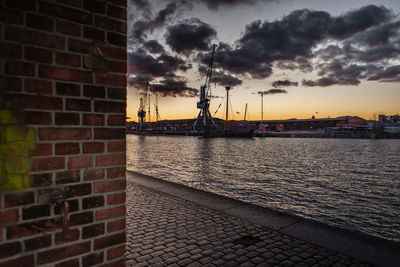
[130, 0, 152, 18]
[272, 79, 298, 88]
[143, 39, 165, 54]
[328, 5, 393, 39]
[368, 65, 400, 82]
[258, 89, 288, 95]
[150, 77, 198, 97]
[199, 5, 393, 81]
[165, 18, 217, 54]
[200, 0, 274, 11]
[198, 65, 242, 87]
[128, 51, 185, 77]
[302, 78, 339, 87]
[132, 2, 178, 40]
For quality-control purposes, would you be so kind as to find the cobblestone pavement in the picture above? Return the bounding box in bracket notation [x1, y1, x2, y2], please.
[126, 180, 369, 266]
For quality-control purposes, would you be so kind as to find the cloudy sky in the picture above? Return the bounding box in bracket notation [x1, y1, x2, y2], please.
[127, 0, 400, 121]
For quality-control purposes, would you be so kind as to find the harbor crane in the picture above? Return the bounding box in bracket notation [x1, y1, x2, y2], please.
[137, 81, 150, 130]
[193, 44, 217, 134]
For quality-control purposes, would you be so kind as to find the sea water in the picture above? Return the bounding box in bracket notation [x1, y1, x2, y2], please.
[127, 135, 400, 242]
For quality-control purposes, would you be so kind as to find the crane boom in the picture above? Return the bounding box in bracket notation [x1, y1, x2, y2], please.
[193, 44, 217, 133]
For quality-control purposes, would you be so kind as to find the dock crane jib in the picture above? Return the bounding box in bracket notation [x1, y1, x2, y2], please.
[193, 44, 217, 132]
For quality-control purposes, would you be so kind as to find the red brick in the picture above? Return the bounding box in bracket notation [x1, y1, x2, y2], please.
[39, 65, 92, 83]
[107, 32, 125, 47]
[83, 142, 104, 153]
[25, 111, 52, 125]
[0, 7, 23, 25]
[95, 15, 126, 34]
[5, 93, 62, 110]
[56, 169, 80, 184]
[96, 153, 125, 167]
[7, 218, 61, 239]
[82, 252, 104, 267]
[25, 79, 53, 94]
[0, 7, 23, 24]
[56, 82, 81, 96]
[0, 76, 22, 91]
[107, 192, 125, 205]
[108, 115, 125, 126]
[26, 13, 53, 31]
[94, 128, 125, 140]
[109, 60, 126, 73]
[37, 241, 91, 264]
[24, 235, 52, 251]
[107, 244, 125, 261]
[94, 180, 126, 193]
[55, 142, 80, 155]
[70, 211, 93, 226]
[25, 46, 53, 63]
[69, 183, 91, 197]
[82, 223, 104, 238]
[30, 173, 53, 187]
[107, 166, 125, 179]
[57, 0, 82, 8]
[66, 98, 91, 111]
[83, 26, 105, 41]
[95, 73, 126, 86]
[0, 43, 22, 58]
[68, 155, 93, 169]
[32, 143, 53, 156]
[107, 4, 126, 20]
[83, 56, 106, 70]
[56, 19, 81, 36]
[83, 196, 104, 210]
[107, 141, 126, 153]
[56, 52, 81, 67]
[5, 26, 65, 49]
[83, 0, 106, 14]
[95, 100, 125, 113]
[107, 218, 125, 233]
[5, 60, 35, 76]
[94, 232, 125, 250]
[83, 168, 104, 181]
[5, 0, 36, 10]
[0, 255, 34, 267]
[95, 44, 126, 60]
[40, 2, 92, 24]
[108, 0, 127, 7]
[32, 157, 65, 171]
[55, 258, 80, 267]
[39, 127, 91, 140]
[83, 114, 104, 125]
[55, 112, 80, 125]
[22, 204, 51, 220]
[4, 192, 34, 208]
[83, 85, 105, 98]
[0, 209, 19, 224]
[53, 199, 79, 215]
[55, 228, 80, 245]
[109, 259, 126, 267]
[68, 39, 91, 54]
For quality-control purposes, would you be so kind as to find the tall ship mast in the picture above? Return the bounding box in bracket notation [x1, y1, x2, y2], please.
[193, 44, 217, 135]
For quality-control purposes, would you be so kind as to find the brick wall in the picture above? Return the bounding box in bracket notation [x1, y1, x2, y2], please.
[0, 0, 127, 266]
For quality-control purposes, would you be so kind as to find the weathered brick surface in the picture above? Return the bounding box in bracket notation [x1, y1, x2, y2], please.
[0, 0, 127, 265]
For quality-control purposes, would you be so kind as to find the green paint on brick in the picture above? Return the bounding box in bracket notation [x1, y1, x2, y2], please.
[0, 108, 36, 191]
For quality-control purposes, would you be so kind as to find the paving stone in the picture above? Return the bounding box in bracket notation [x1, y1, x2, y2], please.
[125, 180, 368, 267]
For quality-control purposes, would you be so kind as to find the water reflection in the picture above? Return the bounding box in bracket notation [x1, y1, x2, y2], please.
[127, 135, 400, 242]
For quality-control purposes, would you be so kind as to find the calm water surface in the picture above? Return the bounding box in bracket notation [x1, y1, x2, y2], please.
[127, 135, 400, 242]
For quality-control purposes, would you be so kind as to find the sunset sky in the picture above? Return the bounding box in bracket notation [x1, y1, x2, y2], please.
[126, 0, 400, 121]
